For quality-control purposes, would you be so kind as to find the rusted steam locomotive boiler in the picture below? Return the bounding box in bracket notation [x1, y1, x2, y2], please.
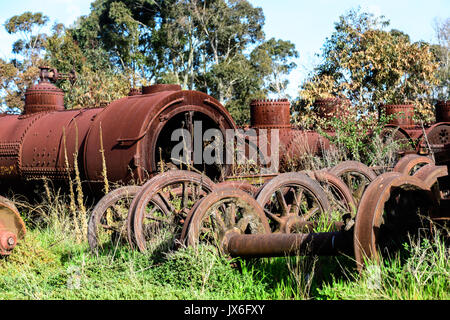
[0, 67, 336, 192]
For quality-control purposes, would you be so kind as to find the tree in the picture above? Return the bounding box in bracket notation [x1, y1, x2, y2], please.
[299, 8, 439, 123]
[251, 38, 298, 98]
[191, 0, 265, 104]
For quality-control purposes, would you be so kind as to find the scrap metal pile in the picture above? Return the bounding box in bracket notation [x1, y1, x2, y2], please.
[0, 67, 448, 272]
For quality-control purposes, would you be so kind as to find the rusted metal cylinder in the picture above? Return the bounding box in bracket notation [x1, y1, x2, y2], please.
[83, 87, 237, 185]
[436, 101, 450, 123]
[314, 98, 351, 121]
[0, 108, 101, 180]
[0, 67, 237, 188]
[250, 99, 291, 129]
[24, 79, 64, 115]
[224, 230, 353, 258]
[381, 104, 415, 128]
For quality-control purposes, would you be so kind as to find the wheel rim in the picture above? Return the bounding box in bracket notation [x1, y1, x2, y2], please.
[88, 186, 142, 254]
[329, 161, 377, 205]
[186, 188, 270, 252]
[128, 170, 216, 253]
[255, 172, 331, 233]
[312, 170, 357, 219]
[354, 172, 436, 271]
[393, 154, 434, 175]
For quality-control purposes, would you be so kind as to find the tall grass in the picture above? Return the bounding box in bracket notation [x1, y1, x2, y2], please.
[316, 228, 449, 300]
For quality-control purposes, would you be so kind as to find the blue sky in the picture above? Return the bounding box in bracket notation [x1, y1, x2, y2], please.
[1, 0, 449, 96]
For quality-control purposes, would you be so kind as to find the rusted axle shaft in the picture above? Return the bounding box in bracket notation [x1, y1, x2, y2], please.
[224, 229, 353, 258]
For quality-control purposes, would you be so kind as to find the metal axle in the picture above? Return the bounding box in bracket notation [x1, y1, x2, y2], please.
[223, 229, 353, 258]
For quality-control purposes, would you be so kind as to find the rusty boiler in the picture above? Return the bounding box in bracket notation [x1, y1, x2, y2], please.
[248, 98, 332, 170]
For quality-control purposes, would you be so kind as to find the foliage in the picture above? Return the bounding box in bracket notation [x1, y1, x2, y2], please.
[318, 231, 450, 300]
[45, 24, 130, 109]
[299, 8, 440, 124]
[69, 0, 298, 124]
[1, 1, 298, 122]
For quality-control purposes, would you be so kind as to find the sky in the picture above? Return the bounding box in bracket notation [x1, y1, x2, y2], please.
[0, 0, 449, 97]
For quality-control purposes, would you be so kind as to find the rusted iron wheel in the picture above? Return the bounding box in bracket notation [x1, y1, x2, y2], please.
[87, 185, 166, 254]
[0, 196, 26, 256]
[310, 170, 357, 220]
[354, 172, 437, 271]
[329, 160, 377, 205]
[424, 123, 450, 145]
[184, 188, 270, 252]
[393, 154, 434, 175]
[128, 170, 216, 253]
[215, 180, 259, 196]
[255, 172, 331, 233]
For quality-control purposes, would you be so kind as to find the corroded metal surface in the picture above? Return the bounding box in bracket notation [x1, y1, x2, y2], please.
[0, 68, 238, 189]
[314, 98, 351, 121]
[250, 99, 291, 129]
[328, 160, 377, 205]
[381, 104, 416, 128]
[215, 180, 259, 196]
[224, 229, 353, 258]
[353, 172, 436, 271]
[435, 101, 450, 123]
[380, 125, 416, 152]
[412, 163, 448, 189]
[255, 172, 331, 233]
[311, 170, 357, 218]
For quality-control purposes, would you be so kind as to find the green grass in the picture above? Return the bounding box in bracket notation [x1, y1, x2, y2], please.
[316, 234, 450, 300]
[0, 227, 307, 300]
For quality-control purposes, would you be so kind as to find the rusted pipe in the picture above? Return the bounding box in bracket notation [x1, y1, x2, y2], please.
[224, 228, 353, 258]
